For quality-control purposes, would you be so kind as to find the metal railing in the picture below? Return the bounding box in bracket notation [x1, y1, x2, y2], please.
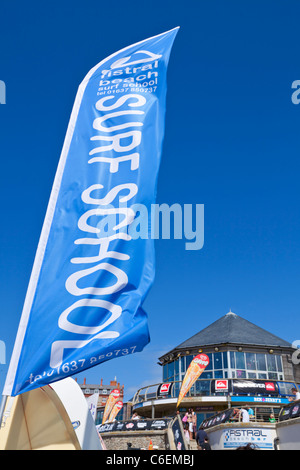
[132, 378, 300, 406]
[201, 406, 279, 429]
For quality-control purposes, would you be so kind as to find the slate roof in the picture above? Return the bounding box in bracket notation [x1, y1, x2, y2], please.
[168, 311, 292, 353]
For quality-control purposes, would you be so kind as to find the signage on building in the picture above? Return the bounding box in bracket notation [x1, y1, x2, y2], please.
[211, 379, 279, 396]
[230, 396, 289, 404]
[231, 379, 278, 396]
[157, 382, 173, 397]
[215, 379, 229, 391]
[97, 418, 171, 433]
[223, 428, 275, 450]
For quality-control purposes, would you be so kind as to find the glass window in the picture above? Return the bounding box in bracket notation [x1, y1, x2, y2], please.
[196, 380, 210, 396]
[230, 351, 235, 369]
[256, 353, 266, 371]
[201, 371, 213, 379]
[236, 352, 245, 369]
[213, 352, 222, 370]
[246, 353, 256, 370]
[175, 359, 179, 375]
[267, 355, 276, 372]
[163, 365, 168, 381]
[268, 372, 278, 380]
[236, 370, 246, 378]
[248, 372, 257, 379]
[214, 370, 223, 379]
[168, 361, 175, 378]
[186, 355, 193, 370]
[174, 382, 180, 397]
[180, 356, 185, 373]
[223, 351, 228, 369]
[277, 382, 296, 396]
[258, 373, 267, 379]
[205, 353, 213, 371]
[275, 355, 283, 372]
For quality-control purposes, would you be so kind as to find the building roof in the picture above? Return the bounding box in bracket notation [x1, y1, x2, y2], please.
[163, 311, 291, 355]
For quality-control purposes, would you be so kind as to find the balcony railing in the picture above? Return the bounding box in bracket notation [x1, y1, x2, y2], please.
[132, 378, 299, 406]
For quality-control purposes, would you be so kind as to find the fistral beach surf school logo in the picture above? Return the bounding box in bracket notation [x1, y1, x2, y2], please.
[110, 50, 162, 70]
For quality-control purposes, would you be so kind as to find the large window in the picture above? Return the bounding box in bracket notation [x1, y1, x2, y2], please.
[163, 351, 284, 383]
[229, 351, 284, 380]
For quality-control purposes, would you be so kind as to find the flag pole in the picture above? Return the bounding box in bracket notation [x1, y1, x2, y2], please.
[0, 395, 8, 426]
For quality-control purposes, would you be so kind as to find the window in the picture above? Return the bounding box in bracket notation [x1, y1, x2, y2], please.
[258, 373, 267, 379]
[168, 361, 175, 379]
[236, 352, 245, 370]
[277, 382, 296, 396]
[180, 356, 185, 373]
[205, 353, 213, 371]
[248, 372, 257, 379]
[230, 351, 235, 369]
[196, 380, 210, 396]
[236, 370, 246, 378]
[245, 353, 256, 370]
[186, 355, 193, 370]
[222, 351, 228, 369]
[201, 371, 213, 379]
[275, 355, 283, 372]
[267, 355, 277, 372]
[256, 353, 266, 371]
[226, 351, 284, 381]
[214, 370, 223, 379]
[213, 352, 222, 370]
[268, 372, 278, 380]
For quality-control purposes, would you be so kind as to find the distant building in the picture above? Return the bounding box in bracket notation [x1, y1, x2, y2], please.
[77, 377, 126, 423]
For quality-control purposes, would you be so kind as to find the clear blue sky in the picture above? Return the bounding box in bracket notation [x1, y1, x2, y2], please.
[1, 0, 300, 400]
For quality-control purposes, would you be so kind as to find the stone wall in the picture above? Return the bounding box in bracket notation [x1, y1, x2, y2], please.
[102, 431, 169, 450]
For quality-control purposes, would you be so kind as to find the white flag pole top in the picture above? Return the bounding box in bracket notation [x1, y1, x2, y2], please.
[3, 27, 179, 397]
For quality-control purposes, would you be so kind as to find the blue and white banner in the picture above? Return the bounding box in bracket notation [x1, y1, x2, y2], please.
[4, 28, 179, 396]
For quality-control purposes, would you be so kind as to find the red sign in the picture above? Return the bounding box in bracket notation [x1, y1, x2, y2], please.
[215, 380, 228, 390]
[161, 383, 171, 393]
[265, 382, 276, 392]
[157, 382, 173, 397]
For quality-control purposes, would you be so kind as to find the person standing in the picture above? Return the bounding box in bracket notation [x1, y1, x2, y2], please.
[289, 387, 300, 401]
[191, 409, 197, 439]
[201, 437, 211, 450]
[187, 409, 193, 440]
[240, 408, 250, 423]
[196, 426, 208, 450]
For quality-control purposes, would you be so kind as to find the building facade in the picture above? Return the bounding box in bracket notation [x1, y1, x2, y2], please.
[133, 311, 300, 425]
[77, 377, 126, 423]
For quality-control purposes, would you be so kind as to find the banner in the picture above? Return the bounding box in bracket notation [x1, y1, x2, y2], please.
[108, 400, 123, 422]
[97, 418, 170, 433]
[86, 392, 99, 421]
[231, 379, 278, 396]
[3, 27, 179, 397]
[177, 354, 209, 407]
[102, 389, 120, 424]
